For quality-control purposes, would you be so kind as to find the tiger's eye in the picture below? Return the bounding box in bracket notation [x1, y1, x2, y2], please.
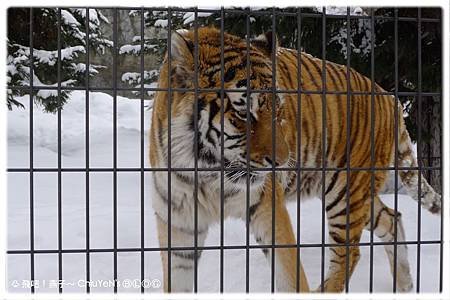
[224, 67, 236, 82]
[236, 110, 247, 120]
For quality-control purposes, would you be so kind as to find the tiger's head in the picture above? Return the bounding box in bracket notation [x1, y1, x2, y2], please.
[154, 27, 289, 189]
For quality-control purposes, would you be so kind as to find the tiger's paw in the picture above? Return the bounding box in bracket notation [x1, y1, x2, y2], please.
[314, 279, 344, 293]
[396, 270, 413, 293]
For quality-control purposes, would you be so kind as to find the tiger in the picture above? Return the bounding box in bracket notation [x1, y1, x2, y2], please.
[149, 27, 441, 293]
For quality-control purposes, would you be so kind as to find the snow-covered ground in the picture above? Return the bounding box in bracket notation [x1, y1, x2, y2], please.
[7, 92, 441, 293]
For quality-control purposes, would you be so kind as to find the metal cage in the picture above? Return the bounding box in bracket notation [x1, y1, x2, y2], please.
[6, 6, 443, 294]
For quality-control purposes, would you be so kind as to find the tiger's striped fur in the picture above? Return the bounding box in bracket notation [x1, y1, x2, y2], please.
[149, 27, 441, 293]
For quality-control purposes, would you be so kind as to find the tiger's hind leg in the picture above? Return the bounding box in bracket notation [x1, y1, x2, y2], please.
[364, 196, 413, 292]
[317, 172, 370, 292]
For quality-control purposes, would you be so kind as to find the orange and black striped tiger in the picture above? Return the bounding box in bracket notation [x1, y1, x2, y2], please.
[149, 27, 441, 293]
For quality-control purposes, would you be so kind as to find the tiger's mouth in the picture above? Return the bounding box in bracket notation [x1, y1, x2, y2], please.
[225, 169, 266, 188]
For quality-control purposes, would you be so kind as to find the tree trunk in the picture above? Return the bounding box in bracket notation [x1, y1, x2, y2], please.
[419, 95, 442, 194]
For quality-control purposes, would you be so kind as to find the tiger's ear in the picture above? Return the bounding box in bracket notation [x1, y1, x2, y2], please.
[169, 31, 194, 87]
[251, 31, 278, 58]
[170, 30, 194, 62]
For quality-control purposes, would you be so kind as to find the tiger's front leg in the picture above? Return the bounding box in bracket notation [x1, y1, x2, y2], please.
[156, 213, 208, 292]
[250, 176, 310, 292]
[152, 174, 209, 293]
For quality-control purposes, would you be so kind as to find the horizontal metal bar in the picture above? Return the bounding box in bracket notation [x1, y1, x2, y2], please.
[23, 7, 441, 23]
[7, 239, 442, 255]
[6, 166, 442, 173]
[7, 85, 443, 97]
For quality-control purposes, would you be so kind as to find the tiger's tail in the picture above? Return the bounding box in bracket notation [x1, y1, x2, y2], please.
[397, 107, 441, 214]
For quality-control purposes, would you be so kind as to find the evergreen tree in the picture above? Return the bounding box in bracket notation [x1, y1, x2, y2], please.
[119, 9, 202, 99]
[7, 8, 112, 112]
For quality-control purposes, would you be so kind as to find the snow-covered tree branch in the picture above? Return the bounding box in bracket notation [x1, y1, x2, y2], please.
[7, 8, 112, 112]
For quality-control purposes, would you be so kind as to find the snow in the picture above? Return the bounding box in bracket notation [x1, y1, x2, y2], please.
[8, 63, 76, 95]
[328, 18, 372, 59]
[7, 92, 441, 293]
[6, 61, 18, 77]
[8, 62, 76, 92]
[313, 7, 372, 59]
[60, 10, 86, 43]
[73, 63, 101, 74]
[182, 12, 213, 25]
[7, 91, 151, 158]
[36, 89, 58, 100]
[154, 19, 168, 28]
[61, 9, 109, 41]
[315, 6, 367, 16]
[353, 7, 363, 15]
[72, 9, 109, 27]
[121, 72, 141, 84]
[132, 36, 150, 43]
[119, 44, 158, 55]
[121, 70, 159, 85]
[61, 9, 81, 27]
[14, 45, 86, 67]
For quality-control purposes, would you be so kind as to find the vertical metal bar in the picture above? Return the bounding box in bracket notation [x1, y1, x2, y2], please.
[193, 7, 199, 293]
[345, 6, 351, 293]
[295, 7, 302, 293]
[112, 7, 118, 294]
[437, 11, 443, 292]
[245, 8, 251, 293]
[439, 15, 443, 291]
[84, 7, 91, 294]
[369, 7, 376, 294]
[139, 6, 145, 294]
[426, 116, 432, 184]
[28, 7, 35, 294]
[56, 7, 63, 294]
[320, 6, 327, 293]
[416, 7, 422, 293]
[393, 7, 399, 293]
[270, 7, 277, 293]
[166, 7, 172, 293]
[219, 6, 225, 293]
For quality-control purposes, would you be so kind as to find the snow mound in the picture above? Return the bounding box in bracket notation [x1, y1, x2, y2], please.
[7, 91, 152, 156]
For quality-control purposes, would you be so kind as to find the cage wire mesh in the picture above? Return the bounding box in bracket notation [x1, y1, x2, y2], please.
[6, 6, 443, 294]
